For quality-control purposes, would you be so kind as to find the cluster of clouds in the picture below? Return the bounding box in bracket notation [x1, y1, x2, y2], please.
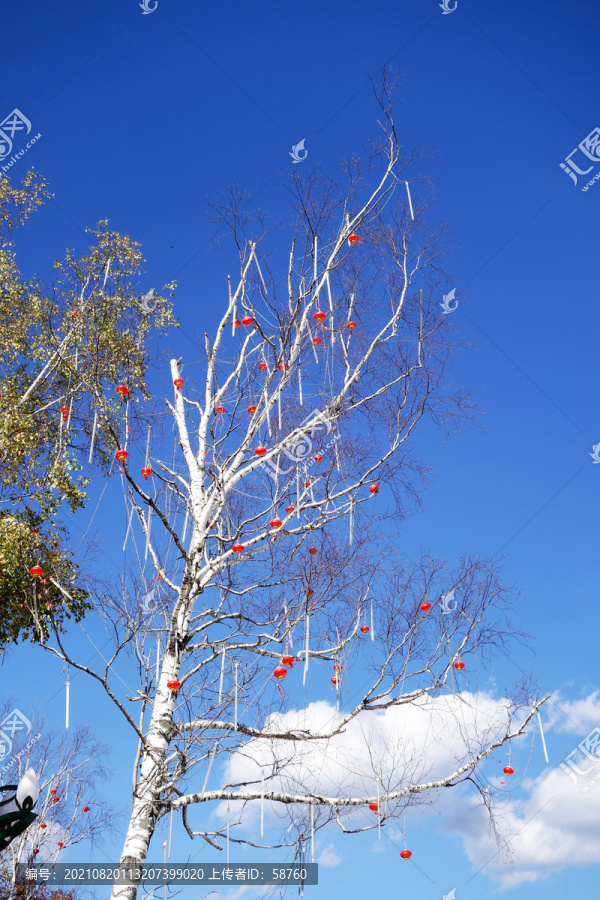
[210, 689, 600, 889]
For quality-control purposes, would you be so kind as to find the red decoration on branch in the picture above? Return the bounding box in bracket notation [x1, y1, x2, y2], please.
[503, 766, 514, 775]
[313, 455, 322, 462]
[231, 319, 241, 328]
[115, 449, 128, 461]
[278, 363, 290, 371]
[258, 362, 268, 371]
[83, 806, 90, 812]
[282, 655, 294, 667]
[313, 311, 326, 322]
[360, 625, 370, 634]
[333, 664, 343, 672]
[167, 679, 181, 691]
[115, 384, 129, 397]
[308, 548, 318, 556]
[215, 406, 226, 414]
[312, 336, 321, 345]
[400, 849, 412, 860]
[331, 677, 340, 685]
[274, 667, 287, 680]
[255, 447, 266, 456]
[242, 316, 254, 326]
[348, 234, 362, 245]
[285, 505, 295, 514]
[141, 467, 152, 479]
[369, 484, 379, 494]
[270, 518, 282, 529]
[60, 406, 69, 422]
[420, 602, 431, 612]
[174, 378, 183, 388]
[232, 544, 244, 554]
[247, 405, 257, 414]
[368, 802, 379, 812]
[347, 321, 357, 330]
[453, 661, 465, 670]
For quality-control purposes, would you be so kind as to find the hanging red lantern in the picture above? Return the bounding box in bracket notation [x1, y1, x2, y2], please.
[72, 310, 78, 318]
[33, 849, 39, 855]
[270, 518, 282, 528]
[420, 602, 431, 612]
[83, 806, 90, 812]
[141, 466, 152, 479]
[360, 625, 370, 634]
[247, 405, 257, 414]
[167, 679, 181, 691]
[308, 547, 318, 555]
[174, 378, 183, 388]
[255, 447, 267, 456]
[306, 588, 315, 598]
[40, 823, 47, 829]
[285, 505, 295, 514]
[115, 384, 129, 397]
[346, 321, 357, 331]
[115, 449, 128, 461]
[60, 405, 69, 422]
[503, 766, 514, 775]
[368, 802, 379, 812]
[278, 362, 290, 371]
[274, 667, 287, 680]
[282, 655, 294, 667]
[400, 849, 412, 860]
[259, 362, 268, 371]
[312, 336, 321, 345]
[242, 316, 254, 326]
[313, 311, 326, 322]
[30, 566, 43, 578]
[348, 234, 362, 245]
[231, 319, 241, 328]
[215, 406, 226, 414]
[50, 789, 57, 795]
[313, 454, 322, 462]
[334, 664, 343, 672]
[331, 676, 340, 685]
[58, 842, 64, 848]
[304, 480, 311, 488]
[53, 797, 60, 804]
[453, 661, 465, 670]
[31, 529, 39, 534]
[232, 544, 244, 554]
[369, 483, 379, 494]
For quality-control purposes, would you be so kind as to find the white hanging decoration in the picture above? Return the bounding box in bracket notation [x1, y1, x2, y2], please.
[218, 649, 226, 704]
[303, 613, 309, 686]
[370, 599, 374, 642]
[349, 498, 354, 546]
[65, 668, 70, 731]
[298, 369, 303, 407]
[260, 767, 265, 837]
[310, 804, 315, 862]
[326, 271, 334, 349]
[377, 778, 381, 840]
[296, 469, 301, 520]
[88, 411, 98, 464]
[538, 709, 549, 764]
[144, 509, 152, 563]
[234, 661, 239, 728]
[313, 236, 317, 285]
[168, 809, 173, 859]
[182, 507, 189, 542]
[266, 402, 271, 439]
[405, 182, 415, 221]
[156, 637, 160, 683]
[307, 320, 319, 364]
[145, 425, 151, 466]
[278, 391, 282, 430]
[102, 257, 112, 288]
[201, 740, 220, 796]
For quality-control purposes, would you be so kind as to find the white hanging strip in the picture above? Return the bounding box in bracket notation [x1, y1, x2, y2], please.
[538, 710, 549, 764]
[182, 507, 190, 542]
[260, 768, 265, 837]
[145, 425, 151, 466]
[326, 272, 334, 349]
[234, 662, 239, 728]
[102, 258, 112, 288]
[66, 398, 73, 430]
[298, 369, 303, 406]
[163, 841, 167, 900]
[201, 741, 220, 796]
[168, 809, 173, 859]
[303, 614, 309, 686]
[313, 236, 317, 285]
[310, 804, 314, 862]
[405, 182, 414, 221]
[65, 671, 70, 731]
[266, 402, 271, 439]
[349, 498, 354, 546]
[218, 650, 226, 704]
[144, 509, 152, 563]
[306, 321, 319, 364]
[370, 599, 374, 642]
[377, 778, 381, 840]
[254, 252, 267, 295]
[156, 637, 160, 683]
[278, 391, 282, 430]
[88, 411, 98, 464]
[296, 469, 301, 520]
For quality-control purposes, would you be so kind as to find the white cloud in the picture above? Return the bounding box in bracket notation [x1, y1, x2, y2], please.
[317, 843, 343, 867]
[544, 690, 600, 735]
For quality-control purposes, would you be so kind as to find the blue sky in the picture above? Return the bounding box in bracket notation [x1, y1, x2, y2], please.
[1, 0, 600, 897]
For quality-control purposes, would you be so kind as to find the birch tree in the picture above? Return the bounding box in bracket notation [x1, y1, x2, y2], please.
[32, 78, 547, 899]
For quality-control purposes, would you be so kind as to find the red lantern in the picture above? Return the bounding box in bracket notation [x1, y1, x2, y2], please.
[141, 467, 152, 479]
[306, 589, 315, 598]
[215, 406, 226, 414]
[285, 505, 295, 514]
[83, 806, 90, 812]
[334, 664, 343, 672]
[231, 319, 241, 328]
[58, 842, 64, 848]
[270, 518, 282, 528]
[312, 336, 322, 345]
[346, 321, 357, 330]
[40, 824, 47, 829]
[278, 363, 290, 371]
[33, 849, 39, 854]
[313, 311, 326, 322]
[247, 405, 257, 414]
[304, 480, 311, 488]
[31, 529, 39, 534]
[115, 449, 128, 461]
[453, 661, 465, 670]
[274, 667, 287, 680]
[368, 802, 379, 812]
[420, 602, 431, 612]
[282, 655, 294, 667]
[115, 384, 129, 397]
[30, 566, 43, 578]
[232, 544, 244, 554]
[503, 766, 514, 775]
[400, 849, 412, 860]
[259, 362, 268, 371]
[308, 547, 318, 555]
[167, 679, 181, 691]
[313, 454, 322, 462]
[331, 676, 340, 685]
[348, 234, 362, 245]
[60, 405, 69, 421]
[53, 797, 60, 803]
[360, 625, 370, 634]
[255, 447, 267, 456]
[50, 789, 57, 795]
[174, 378, 183, 388]
[369, 483, 379, 494]
[242, 316, 254, 326]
